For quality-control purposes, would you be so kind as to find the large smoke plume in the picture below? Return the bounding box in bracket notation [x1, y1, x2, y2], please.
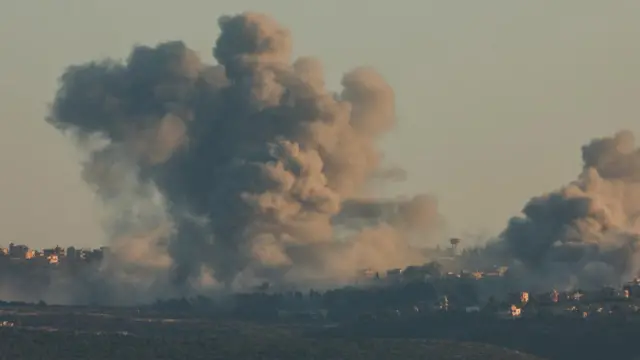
[493, 130, 640, 290]
[43, 12, 439, 303]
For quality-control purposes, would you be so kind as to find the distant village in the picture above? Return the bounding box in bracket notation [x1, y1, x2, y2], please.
[2, 239, 640, 324]
[226, 238, 640, 323]
[345, 261, 640, 322]
[0, 243, 108, 265]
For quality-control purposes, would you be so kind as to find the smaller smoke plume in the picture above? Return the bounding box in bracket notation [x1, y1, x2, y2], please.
[495, 130, 640, 290]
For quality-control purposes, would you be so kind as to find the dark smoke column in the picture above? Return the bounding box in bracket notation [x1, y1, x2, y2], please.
[498, 130, 640, 289]
[47, 11, 405, 294]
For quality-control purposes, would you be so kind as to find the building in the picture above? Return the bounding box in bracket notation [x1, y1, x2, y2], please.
[8, 243, 29, 259]
[24, 250, 35, 260]
[67, 246, 77, 261]
[47, 254, 59, 265]
[510, 305, 521, 318]
[43, 246, 65, 258]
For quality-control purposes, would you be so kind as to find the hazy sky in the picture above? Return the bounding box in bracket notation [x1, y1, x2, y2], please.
[1, 1, 640, 248]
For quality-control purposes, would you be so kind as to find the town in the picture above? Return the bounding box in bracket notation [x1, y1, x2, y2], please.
[223, 265, 640, 324]
[3, 240, 640, 324]
[0, 243, 107, 265]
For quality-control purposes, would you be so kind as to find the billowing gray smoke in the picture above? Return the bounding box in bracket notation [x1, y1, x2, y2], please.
[46, 12, 438, 302]
[339, 195, 441, 233]
[498, 130, 640, 289]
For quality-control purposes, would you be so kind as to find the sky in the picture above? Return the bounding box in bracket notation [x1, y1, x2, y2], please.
[1, 1, 640, 249]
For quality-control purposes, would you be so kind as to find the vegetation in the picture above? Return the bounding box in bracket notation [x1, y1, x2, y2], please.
[0, 304, 544, 360]
[0, 327, 543, 360]
[329, 315, 640, 360]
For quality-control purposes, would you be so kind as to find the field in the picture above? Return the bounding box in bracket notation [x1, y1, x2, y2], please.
[0, 305, 544, 360]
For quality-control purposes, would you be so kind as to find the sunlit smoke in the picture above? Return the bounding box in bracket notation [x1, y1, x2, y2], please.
[40, 11, 440, 304]
[493, 130, 640, 290]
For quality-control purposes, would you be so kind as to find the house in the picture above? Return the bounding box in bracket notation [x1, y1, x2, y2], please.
[496, 304, 521, 319]
[67, 246, 78, 261]
[8, 243, 29, 259]
[438, 296, 449, 311]
[47, 254, 59, 265]
[510, 305, 522, 318]
[43, 245, 65, 258]
[573, 291, 584, 300]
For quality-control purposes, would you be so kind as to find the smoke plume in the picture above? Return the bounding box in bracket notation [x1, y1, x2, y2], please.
[44, 12, 439, 302]
[495, 130, 640, 289]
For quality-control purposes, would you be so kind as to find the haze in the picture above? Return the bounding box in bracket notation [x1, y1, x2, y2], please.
[1, 0, 639, 249]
